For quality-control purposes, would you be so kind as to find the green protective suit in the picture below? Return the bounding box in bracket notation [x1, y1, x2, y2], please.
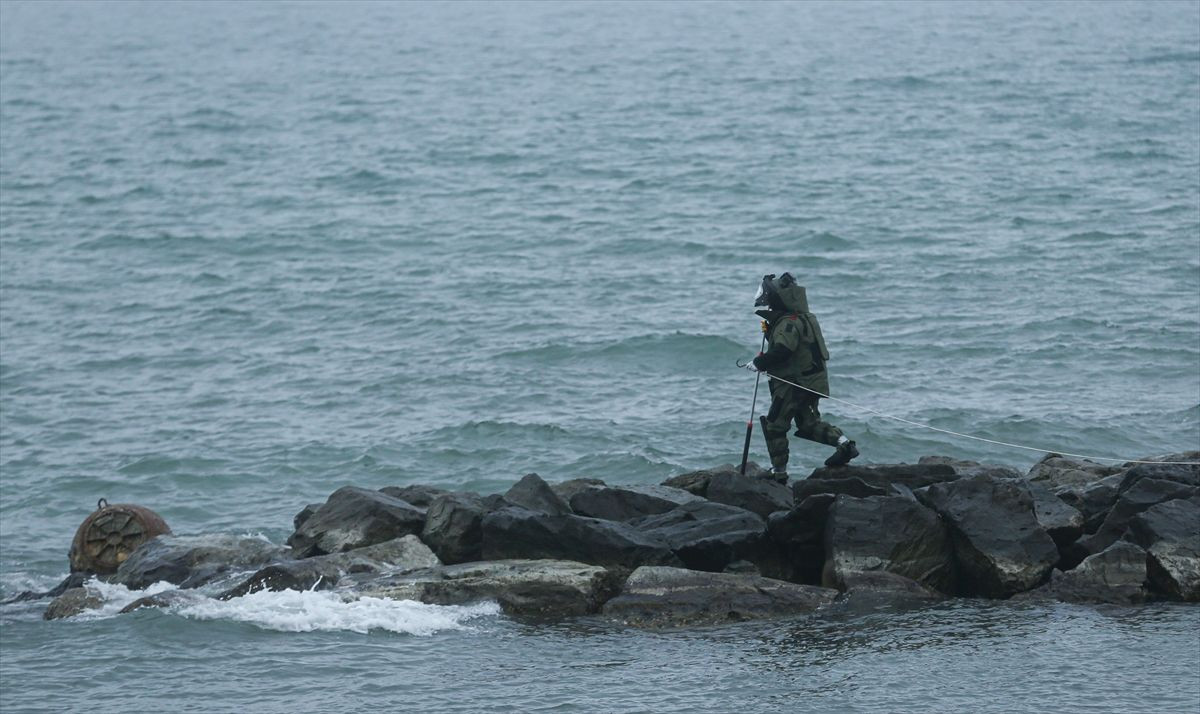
[753, 282, 844, 472]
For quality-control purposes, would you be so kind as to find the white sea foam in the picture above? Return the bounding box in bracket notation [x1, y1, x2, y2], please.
[79, 578, 499, 634]
[171, 589, 501, 635]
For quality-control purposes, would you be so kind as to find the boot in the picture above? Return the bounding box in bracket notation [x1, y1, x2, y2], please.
[824, 440, 859, 468]
[769, 468, 788, 485]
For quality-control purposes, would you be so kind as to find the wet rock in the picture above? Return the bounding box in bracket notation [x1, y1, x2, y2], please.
[661, 462, 769, 498]
[601, 566, 837, 627]
[566, 484, 702, 522]
[359, 559, 623, 617]
[706, 471, 793, 519]
[1026, 481, 1085, 550]
[503, 473, 571, 516]
[1021, 541, 1149, 604]
[792, 477, 887, 501]
[836, 571, 944, 606]
[119, 590, 196, 614]
[3, 572, 90, 604]
[1127, 497, 1200, 601]
[1115, 457, 1200, 494]
[481, 507, 679, 569]
[918, 475, 1058, 598]
[287, 486, 425, 558]
[631, 501, 769, 574]
[114, 534, 288, 590]
[822, 495, 955, 594]
[293, 503, 322, 532]
[1026, 454, 1123, 489]
[43, 587, 104, 620]
[421, 492, 501, 564]
[551, 478, 607, 503]
[766, 494, 835, 585]
[378, 485, 453, 510]
[919, 456, 1022, 480]
[1078, 478, 1198, 556]
[1053, 475, 1123, 534]
[805, 463, 959, 491]
[221, 535, 440, 598]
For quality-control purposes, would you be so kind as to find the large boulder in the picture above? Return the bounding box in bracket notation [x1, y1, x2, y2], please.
[835, 571, 944, 608]
[804, 462, 959, 491]
[601, 566, 837, 627]
[358, 559, 623, 617]
[503, 473, 571, 516]
[1077, 478, 1198, 556]
[1026, 481, 1085, 550]
[551, 477, 607, 503]
[919, 456, 1022, 480]
[220, 535, 440, 599]
[1026, 454, 1123, 489]
[287, 486, 425, 558]
[1115, 455, 1200, 493]
[661, 462, 770, 498]
[792, 477, 888, 501]
[822, 495, 955, 594]
[1021, 541, 1149, 605]
[766, 494, 835, 585]
[918, 475, 1059, 598]
[566, 484, 702, 522]
[1126, 497, 1200, 601]
[631, 501, 771, 575]
[378, 484, 453, 510]
[114, 534, 288, 590]
[1053, 475, 1123, 534]
[43, 587, 104, 620]
[421, 493, 505, 564]
[706, 471, 793, 519]
[292, 503, 323, 532]
[481, 507, 679, 569]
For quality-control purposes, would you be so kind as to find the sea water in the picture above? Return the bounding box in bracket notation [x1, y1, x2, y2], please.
[1, 2, 1198, 712]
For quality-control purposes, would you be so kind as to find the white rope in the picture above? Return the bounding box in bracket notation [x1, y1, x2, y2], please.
[749, 368, 1200, 466]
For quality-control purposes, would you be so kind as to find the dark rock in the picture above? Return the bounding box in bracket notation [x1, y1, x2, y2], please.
[421, 492, 492, 564]
[918, 474, 1059, 598]
[661, 462, 769, 498]
[768, 494, 836, 547]
[378, 485, 453, 510]
[919, 456, 1022, 480]
[551, 477, 607, 503]
[287, 486, 426, 558]
[43, 587, 104, 620]
[601, 566, 837, 627]
[805, 463, 959, 491]
[119, 590, 196, 614]
[293, 503, 323, 532]
[1078, 478, 1198, 556]
[822, 495, 955, 594]
[3, 572, 89, 604]
[1127, 497, 1200, 601]
[836, 571, 944, 606]
[503, 473, 571, 516]
[1026, 454, 1123, 489]
[221, 535, 439, 598]
[1021, 541, 1149, 604]
[631, 501, 770, 575]
[1026, 480, 1085, 550]
[360, 559, 623, 618]
[481, 507, 679, 569]
[1054, 475, 1123, 534]
[766, 495, 836, 585]
[567, 484, 702, 522]
[723, 560, 761, 575]
[792, 477, 887, 501]
[1115, 457, 1200, 494]
[114, 535, 288, 590]
[706, 471, 793, 519]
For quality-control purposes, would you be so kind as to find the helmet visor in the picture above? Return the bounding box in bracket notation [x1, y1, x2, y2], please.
[753, 274, 775, 307]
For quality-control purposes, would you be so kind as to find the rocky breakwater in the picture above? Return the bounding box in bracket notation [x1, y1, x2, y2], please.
[40, 452, 1199, 625]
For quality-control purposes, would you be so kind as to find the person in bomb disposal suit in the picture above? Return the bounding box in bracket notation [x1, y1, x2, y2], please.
[747, 273, 858, 483]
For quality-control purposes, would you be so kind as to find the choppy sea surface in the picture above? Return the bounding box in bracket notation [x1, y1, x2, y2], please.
[1, 2, 1198, 712]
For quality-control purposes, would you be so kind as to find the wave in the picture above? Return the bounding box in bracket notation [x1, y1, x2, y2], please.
[1129, 51, 1200, 65]
[1094, 149, 1176, 161]
[498, 333, 747, 367]
[72, 580, 499, 635]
